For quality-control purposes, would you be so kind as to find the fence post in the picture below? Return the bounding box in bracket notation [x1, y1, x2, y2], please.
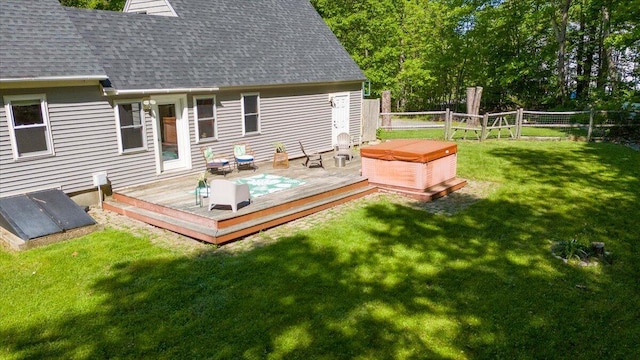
[381, 90, 391, 130]
[481, 114, 488, 141]
[445, 108, 451, 140]
[516, 108, 523, 139]
[587, 109, 594, 142]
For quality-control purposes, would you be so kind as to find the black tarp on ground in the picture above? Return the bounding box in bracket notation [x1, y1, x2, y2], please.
[0, 189, 96, 240]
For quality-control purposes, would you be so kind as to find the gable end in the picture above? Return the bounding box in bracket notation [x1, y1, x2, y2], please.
[123, 0, 178, 17]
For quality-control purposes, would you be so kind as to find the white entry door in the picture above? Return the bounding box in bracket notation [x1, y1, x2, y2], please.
[152, 95, 191, 173]
[331, 93, 350, 147]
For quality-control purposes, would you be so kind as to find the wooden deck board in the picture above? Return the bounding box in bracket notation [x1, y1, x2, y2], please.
[105, 152, 466, 244]
[114, 154, 364, 222]
[106, 153, 372, 244]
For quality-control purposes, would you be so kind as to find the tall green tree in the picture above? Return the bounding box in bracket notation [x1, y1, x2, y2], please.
[313, 0, 638, 110]
[59, 0, 124, 11]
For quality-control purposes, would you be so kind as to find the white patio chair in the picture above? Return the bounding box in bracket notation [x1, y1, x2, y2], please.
[232, 142, 256, 172]
[208, 179, 251, 212]
[335, 132, 353, 160]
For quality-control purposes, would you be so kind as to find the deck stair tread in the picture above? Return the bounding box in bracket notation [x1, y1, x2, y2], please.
[373, 177, 467, 201]
[104, 201, 214, 235]
[214, 184, 377, 236]
[104, 184, 377, 244]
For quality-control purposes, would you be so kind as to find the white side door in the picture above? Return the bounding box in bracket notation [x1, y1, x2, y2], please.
[331, 93, 350, 147]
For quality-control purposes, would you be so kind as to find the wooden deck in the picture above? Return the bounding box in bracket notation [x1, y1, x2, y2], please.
[104, 153, 377, 245]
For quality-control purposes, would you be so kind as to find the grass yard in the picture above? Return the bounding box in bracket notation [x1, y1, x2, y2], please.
[1, 141, 639, 359]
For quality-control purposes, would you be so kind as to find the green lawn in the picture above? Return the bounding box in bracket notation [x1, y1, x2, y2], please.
[2, 141, 639, 359]
[379, 125, 580, 140]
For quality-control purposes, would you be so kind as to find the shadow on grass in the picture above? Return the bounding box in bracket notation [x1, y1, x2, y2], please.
[2, 143, 639, 359]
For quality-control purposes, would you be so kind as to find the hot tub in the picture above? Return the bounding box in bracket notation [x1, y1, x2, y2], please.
[361, 139, 458, 191]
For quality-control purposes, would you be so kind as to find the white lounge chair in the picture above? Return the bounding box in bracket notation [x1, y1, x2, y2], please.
[335, 132, 353, 160]
[208, 179, 251, 212]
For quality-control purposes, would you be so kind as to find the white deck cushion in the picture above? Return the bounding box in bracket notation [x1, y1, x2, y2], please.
[236, 155, 254, 162]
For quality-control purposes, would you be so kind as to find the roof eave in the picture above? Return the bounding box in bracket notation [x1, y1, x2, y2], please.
[102, 86, 221, 96]
[104, 79, 367, 96]
[0, 75, 108, 83]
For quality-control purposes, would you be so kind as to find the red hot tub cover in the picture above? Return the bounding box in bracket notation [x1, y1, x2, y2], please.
[360, 139, 457, 163]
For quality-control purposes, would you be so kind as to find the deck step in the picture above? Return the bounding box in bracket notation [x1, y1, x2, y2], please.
[213, 185, 377, 243]
[103, 201, 218, 243]
[373, 177, 467, 202]
[104, 184, 377, 245]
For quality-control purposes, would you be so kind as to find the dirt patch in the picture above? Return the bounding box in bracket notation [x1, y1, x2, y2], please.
[89, 180, 495, 254]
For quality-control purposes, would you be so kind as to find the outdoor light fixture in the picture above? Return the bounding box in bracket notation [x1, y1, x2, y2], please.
[142, 98, 156, 110]
[328, 95, 336, 108]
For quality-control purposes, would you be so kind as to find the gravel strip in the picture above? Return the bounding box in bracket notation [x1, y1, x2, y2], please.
[90, 180, 494, 254]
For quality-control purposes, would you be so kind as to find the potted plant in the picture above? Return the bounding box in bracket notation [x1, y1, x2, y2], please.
[272, 142, 289, 168]
[273, 142, 286, 153]
[196, 171, 208, 187]
[195, 172, 209, 206]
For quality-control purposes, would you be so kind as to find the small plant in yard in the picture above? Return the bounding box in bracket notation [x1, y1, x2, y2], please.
[376, 127, 383, 140]
[551, 239, 591, 261]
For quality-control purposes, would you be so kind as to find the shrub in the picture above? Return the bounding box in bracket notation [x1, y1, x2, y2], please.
[552, 239, 591, 261]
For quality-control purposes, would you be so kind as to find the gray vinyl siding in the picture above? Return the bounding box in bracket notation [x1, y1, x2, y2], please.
[123, 0, 177, 16]
[349, 89, 363, 139]
[189, 83, 363, 172]
[0, 86, 157, 196]
[1, 82, 362, 197]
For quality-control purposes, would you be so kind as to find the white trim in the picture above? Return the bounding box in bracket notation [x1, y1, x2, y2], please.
[123, 0, 178, 17]
[105, 87, 219, 96]
[99, 80, 366, 96]
[241, 92, 261, 136]
[150, 94, 191, 173]
[3, 94, 55, 160]
[193, 95, 218, 143]
[123, 0, 133, 12]
[113, 99, 148, 154]
[0, 75, 107, 83]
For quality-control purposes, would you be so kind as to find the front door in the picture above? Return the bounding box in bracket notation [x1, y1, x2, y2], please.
[331, 93, 350, 147]
[152, 95, 190, 173]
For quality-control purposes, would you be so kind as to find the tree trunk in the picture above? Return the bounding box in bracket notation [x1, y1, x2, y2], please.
[552, 0, 572, 103]
[576, 4, 585, 99]
[601, 2, 618, 92]
[596, 2, 609, 92]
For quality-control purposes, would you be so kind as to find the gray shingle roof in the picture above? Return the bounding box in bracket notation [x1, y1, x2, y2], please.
[0, 0, 106, 81]
[65, 0, 365, 91]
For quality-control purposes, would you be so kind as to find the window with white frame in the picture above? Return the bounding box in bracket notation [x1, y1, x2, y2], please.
[194, 96, 217, 141]
[241, 93, 260, 135]
[114, 101, 146, 152]
[4, 94, 54, 159]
